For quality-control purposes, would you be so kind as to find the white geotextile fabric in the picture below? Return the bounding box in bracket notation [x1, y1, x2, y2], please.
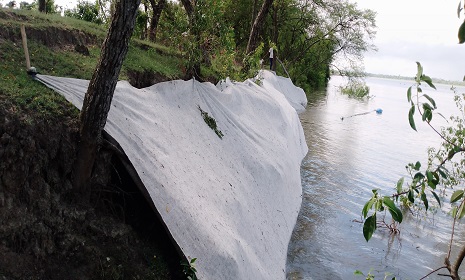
[36, 70, 308, 280]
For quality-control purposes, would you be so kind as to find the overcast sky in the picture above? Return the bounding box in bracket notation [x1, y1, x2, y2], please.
[352, 0, 465, 81]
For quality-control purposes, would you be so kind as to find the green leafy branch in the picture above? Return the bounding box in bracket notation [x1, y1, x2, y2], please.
[362, 62, 465, 279]
[198, 105, 224, 139]
[181, 258, 198, 280]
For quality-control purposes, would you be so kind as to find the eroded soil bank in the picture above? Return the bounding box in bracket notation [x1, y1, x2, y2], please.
[0, 96, 183, 279]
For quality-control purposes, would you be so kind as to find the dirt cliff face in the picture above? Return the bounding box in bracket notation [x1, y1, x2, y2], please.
[0, 95, 182, 279]
[0, 9, 100, 49]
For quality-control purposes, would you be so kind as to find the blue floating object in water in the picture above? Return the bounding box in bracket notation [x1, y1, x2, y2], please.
[375, 108, 383, 114]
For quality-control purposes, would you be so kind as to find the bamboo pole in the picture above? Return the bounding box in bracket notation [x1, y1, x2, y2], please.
[20, 24, 31, 69]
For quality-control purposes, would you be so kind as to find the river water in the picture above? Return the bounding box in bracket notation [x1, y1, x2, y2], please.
[286, 76, 465, 279]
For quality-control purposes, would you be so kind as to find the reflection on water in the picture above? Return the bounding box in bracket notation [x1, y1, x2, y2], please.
[286, 76, 465, 279]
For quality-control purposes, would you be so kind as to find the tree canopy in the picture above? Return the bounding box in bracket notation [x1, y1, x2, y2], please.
[51, 0, 376, 90]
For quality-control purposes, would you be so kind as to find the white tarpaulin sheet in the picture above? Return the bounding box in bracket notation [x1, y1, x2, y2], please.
[36, 70, 308, 279]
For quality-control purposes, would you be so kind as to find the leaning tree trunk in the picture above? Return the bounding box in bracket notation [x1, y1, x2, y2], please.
[38, 0, 46, 12]
[147, 0, 167, 42]
[74, 0, 141, 192]
[246, 0, 274, 54]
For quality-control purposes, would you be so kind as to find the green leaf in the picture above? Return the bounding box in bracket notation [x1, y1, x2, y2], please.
[438, 166, 448, 178]
[426, 171, 437, 189]
[421, 108, 433, 122]
[424, 109, 433, 123]
[396, 177, 404, 194]
[427, 179, 437, 189]
[363, 214, 377, 241]
[409, 104, 417, 131]
[416, 62, 423, 82]
[408, 190, 415, 203]
[414, 161, 421, 171]
[422, 102, 433, 112]
[437, 112, 449, 122]
[414, 172, 425, 180]
[407, 86, 412, 102]
[426, 170, 433, 182]
[459, 20, 465, 44]
[420, 75, 437, 90]
[362, 198, 375, 218]
[422, 94, 437, 109]
[383, 197, 403, 223]
[422, 103, 433, 112]
[421, 192, 429, 211]
[354, 270, 364, 276]
[451, 190, 464, 203]
[431, 191, 441, 207]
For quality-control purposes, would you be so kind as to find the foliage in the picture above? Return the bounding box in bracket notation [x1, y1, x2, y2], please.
[182, 0, 237, 79]
[276, 0, 376, 90]
[0, 39, 83, 119]
[122, 42, 183, 80]
[64, 0, 104, 24]
[181, 258, 198, 280]
[339, 78, 370, 99]
[198, 106, 224, 139]
[19, 1, 34, 10]
[240, 42, 265, 81]
[133, 8, 148, 39]
[155, 2, 189, 47]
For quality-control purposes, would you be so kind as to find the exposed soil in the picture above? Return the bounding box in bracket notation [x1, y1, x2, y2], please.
[0, 10, 100, 49]
[126, 70, 171, 89]
[0, 97, 185, 279]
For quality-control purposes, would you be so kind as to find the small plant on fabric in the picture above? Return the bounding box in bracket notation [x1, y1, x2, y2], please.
[198, 105, 224, 139]
[181, 258, 198, 280]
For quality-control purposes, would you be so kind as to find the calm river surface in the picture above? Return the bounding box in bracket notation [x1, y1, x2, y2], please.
[287, 76, 465, 279]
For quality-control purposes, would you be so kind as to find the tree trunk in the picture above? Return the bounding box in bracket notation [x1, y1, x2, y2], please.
[74, 0, 141, 192]
[147, 0, 167, 42]
[38, 0, 46, 12]
[180, 0, 194, 18]
[246, 0, 274, 54]
[272, 1, 278, 45]
[250, 0, 259, 31]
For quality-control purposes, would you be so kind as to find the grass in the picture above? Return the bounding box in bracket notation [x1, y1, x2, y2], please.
[0, 7, 187, 120]
[0, 8, 108, 37]
[0, 40, 79, 120]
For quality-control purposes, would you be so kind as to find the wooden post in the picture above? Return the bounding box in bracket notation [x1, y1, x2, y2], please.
[20, 24, 31, 69]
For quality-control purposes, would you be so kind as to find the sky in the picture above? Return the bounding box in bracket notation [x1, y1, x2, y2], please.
[352, 0, 465, 81]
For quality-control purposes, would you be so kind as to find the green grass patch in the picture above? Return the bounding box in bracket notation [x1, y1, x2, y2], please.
[0, 7, 196, 120]
[0, 8, 107, 37]
[0, 40, 79, 119]
[122, 43, 183, 80]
